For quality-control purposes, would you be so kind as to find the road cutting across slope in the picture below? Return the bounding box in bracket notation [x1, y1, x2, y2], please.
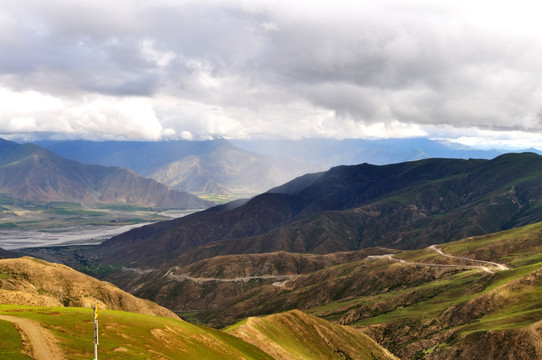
[166, 271, 300, 286]
[368, 245, 509, 274]
[429, 244, 509, 271]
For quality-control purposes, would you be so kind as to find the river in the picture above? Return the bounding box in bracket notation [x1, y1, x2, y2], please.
[0, 209, 198, 250]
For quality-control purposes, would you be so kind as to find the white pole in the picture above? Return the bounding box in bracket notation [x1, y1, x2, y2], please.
[94, 305, 99, 360]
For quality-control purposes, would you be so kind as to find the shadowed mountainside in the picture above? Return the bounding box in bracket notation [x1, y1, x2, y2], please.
[96, 152, 542, 267]
[0, 138, 211, 208]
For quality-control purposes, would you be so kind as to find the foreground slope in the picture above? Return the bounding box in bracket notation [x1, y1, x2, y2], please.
[0, 305, 273, 360]
[96, 152, 542, 267]
[0, 138, 211, 208]
[227, 310, 399, 360]
[0, 256, 400, 359]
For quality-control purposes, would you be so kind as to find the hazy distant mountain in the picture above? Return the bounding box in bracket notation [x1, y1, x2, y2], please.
[148, 140, 311, 194]
[39, 137, 536, 196]
[96, 152, 542, 267]
[232, 138, 516, 168]
[0, 138, 211, 208]
[40, 139, 227, 175]
[40, 138, 312, 195]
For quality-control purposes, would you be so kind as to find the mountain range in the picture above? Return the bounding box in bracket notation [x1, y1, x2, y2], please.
[231, 137, 521, 167]
[37, 137, 536, 197]
[40, 138, 312, 195]
[6, 219, 542, 359]
[93, 152, 542, 268]
[0, 138, 211, 208]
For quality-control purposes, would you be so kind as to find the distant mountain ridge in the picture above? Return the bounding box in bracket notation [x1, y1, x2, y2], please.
[95, 152, 542, 268]
[232, 137, 517, 168]
[40, 138, 312, 195]
[0, 138, 211, 208]
[37, 137, 541, 196]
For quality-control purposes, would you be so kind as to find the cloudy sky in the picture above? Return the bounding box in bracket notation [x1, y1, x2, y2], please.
[1, 0, 542, 148]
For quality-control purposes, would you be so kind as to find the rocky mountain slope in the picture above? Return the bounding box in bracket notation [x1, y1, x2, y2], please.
[0, 138, 211, 208]
[0, 247, 17, 259]
[101, 248, 395, 322]
[95, 152, 542, 268]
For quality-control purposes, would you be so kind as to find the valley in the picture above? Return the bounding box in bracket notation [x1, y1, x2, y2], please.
[0, 200, 200, 250]
[4, 1, 542, 358]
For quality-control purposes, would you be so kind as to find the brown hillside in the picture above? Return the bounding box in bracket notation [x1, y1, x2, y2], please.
[0, 257, 177, 319]
[102, 248, 397, 324]
[176, 248, 394, 278]
[228, 310, 399, 360]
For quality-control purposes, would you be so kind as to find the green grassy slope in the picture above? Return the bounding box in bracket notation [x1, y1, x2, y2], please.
[0, 318, 30, 359]
[306, 222, 542, 359]
[227, 310, 399, 360]
[0, 305, 272, 360]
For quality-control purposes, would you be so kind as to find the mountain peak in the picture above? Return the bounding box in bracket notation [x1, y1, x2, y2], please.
[0, 140, 212, 208]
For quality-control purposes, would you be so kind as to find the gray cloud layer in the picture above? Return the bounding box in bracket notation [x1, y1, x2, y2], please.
[1, 0, 542, 145]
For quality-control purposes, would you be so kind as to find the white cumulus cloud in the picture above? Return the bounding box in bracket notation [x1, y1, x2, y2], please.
[1, 0, 542, 147]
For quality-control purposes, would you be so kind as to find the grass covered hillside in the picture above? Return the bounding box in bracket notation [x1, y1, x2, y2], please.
[227, 310, 399, 360]
[0, 256, 399, 359]
[309, 222, 542, 359]
[0, 305, 273, 360]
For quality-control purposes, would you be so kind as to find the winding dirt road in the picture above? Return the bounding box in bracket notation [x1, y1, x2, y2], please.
[166, 271, 299, 286]
[0, 315, 63, 360]
[428, 245, 509, 272]
[368, 245, 509, 274]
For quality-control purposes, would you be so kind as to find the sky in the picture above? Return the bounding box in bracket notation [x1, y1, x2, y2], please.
[1, 0, 542, 149]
